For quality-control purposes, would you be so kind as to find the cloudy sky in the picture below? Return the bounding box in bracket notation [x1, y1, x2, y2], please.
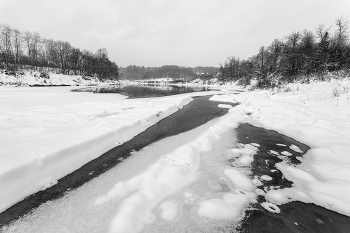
[0, 0, 349, 67]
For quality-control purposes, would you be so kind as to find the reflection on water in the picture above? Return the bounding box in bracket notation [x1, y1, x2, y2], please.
[72, 85, 209, 98]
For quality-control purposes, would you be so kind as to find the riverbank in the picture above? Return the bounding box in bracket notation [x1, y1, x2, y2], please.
[0, 69, 104, 86]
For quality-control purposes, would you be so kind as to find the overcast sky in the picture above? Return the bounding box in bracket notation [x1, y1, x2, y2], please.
[0, 0, 349, 67]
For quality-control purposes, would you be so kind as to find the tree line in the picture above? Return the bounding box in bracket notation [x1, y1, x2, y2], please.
[219, 17, 350, 86]
[0, 24, 119, 80]
[119, 65, 218, 80]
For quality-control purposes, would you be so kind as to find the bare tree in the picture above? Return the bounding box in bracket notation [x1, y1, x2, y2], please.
[22, 31, 33, 67]
[12, 28, 22, 68]
[56, 41, 72, 74]
[0, 25, 14, 69]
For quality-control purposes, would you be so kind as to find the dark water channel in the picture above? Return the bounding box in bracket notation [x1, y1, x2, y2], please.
[236, 123, 350, 233]
[72, 85, 209, 98]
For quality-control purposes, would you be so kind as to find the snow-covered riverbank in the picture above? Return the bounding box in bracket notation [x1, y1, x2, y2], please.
[233, 78, 350, 217]
[1, 74, 350, 232]
[0, 70, 106, 86]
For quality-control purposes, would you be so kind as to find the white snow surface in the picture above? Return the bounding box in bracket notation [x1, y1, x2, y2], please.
[0, 86, 193, 212]
[0, 70, 101, 86]
[2, 111, 254, 233]
[94, 105, 252, 233]
[214, 77, 350, 217]
[2, 75, 350, 231]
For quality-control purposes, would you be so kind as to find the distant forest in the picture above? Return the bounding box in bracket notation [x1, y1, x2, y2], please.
[119, 65, 218, 81]
[0, 24, 119, 80]
[219, 17, 350, 86]
[3, 16, 349, 84]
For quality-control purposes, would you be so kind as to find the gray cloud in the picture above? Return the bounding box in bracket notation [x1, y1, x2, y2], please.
[0, 0, 349, 67]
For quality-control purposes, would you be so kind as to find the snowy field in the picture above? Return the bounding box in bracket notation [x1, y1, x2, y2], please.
[1, 75, 350, 232]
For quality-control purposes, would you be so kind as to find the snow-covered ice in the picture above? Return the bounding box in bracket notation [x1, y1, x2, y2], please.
[281, 151, 292, 156]
[269, 150, 279, 155]
[0, 86, 192, 212]
[289, 144, 303, 153]
[276, 143, 286, 147]
[214, 77, 350, 217]
[260, 175, 273, 181]
[261, 202, 280, 213]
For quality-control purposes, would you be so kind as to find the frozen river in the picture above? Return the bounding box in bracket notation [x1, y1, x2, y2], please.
[2, 84, 350, 233]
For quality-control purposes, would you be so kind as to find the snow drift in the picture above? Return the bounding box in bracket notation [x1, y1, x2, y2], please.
[0, 86, 192, 213]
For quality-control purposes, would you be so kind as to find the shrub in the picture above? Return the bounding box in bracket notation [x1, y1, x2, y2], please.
[333, 87, 341, 97]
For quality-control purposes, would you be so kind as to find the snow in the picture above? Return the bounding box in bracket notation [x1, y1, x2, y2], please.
[197, 192, 250, 220]
[0, 70, 101, 86]
[269, 150, 279, 156]
[255, 189, 265, 196]
[159, 201, 178, 220]
[261, 202, 280, 213]
[224, 169, 255, 191]
[209, 77, 350, 217]
[218, 104, 232, 108]
[276, 143, 286, 147]
[2, 101, 255, 233]
[209, 94, 238, 103]
[289, 144, 303, 153]
[281, 151, 292, 156]
[95, 105, 251, 233]
[260, 175, 273, 181]
[2, 74, 350, 231]
[226, 144, 258, 167]
[0, 86, 193, 213]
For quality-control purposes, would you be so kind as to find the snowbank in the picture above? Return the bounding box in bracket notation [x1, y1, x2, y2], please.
[0, 86, 192, 213]
[212, 77, 350, 217]
[0, 70, 101, 86]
